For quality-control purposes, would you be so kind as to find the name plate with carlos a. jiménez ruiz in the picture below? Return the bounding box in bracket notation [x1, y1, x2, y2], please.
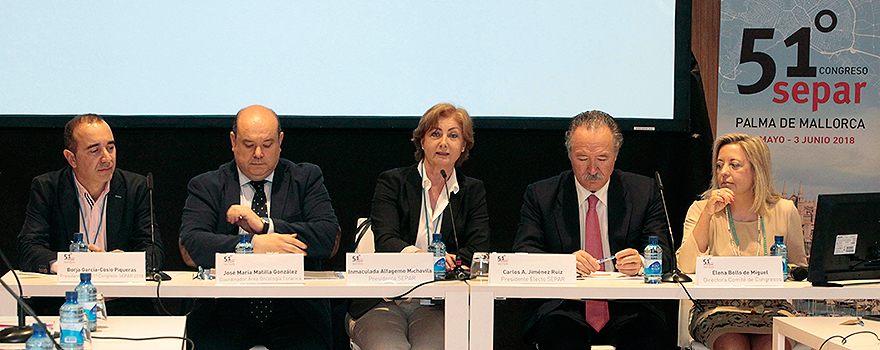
[695, 256, 784, 286]
[489, 253, 576, 284]
[215, 253, 304, 284]
[57, 252, 145, 283]
[345, 253, 434, 285]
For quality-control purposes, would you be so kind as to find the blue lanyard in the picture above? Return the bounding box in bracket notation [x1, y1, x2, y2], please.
[73, 172, 107, 246]
[420, 163, 443, 243]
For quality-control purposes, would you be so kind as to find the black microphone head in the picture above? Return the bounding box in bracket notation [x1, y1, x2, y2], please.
[440, 169, 447, 179]
[654, 171, 664, 190]
[146, 172, 154, 190]
[790, 266, 809, 281]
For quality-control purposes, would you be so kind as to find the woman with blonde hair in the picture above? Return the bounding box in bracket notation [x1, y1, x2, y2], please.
[676, 133, 807, 350]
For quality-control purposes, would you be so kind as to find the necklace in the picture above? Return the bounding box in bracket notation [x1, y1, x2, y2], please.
[725, 206, 767, 256]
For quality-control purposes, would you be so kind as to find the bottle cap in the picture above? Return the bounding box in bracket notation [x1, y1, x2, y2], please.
[80, 273, 91, 282]
[65, 291, 78, 302]
[31, 323, 45, 335]
[775, 235, 784, 242]
[433, 233, 442, 240]
[648, 235, 658, 244]
[73, 232, 84, 242]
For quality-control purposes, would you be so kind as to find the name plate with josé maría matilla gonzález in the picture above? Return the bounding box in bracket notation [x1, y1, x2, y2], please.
[57, 252, 145, 283]
[215, 253, 304, 284]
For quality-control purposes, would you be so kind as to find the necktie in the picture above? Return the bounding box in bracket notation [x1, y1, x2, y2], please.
[584, 194, 609, 332]
[251, 180, 268, 217]
[248, 180, 272, 319]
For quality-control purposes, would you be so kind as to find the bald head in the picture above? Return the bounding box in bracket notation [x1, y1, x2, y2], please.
[234, 105, 281, 136]
[231, 105, 284, 181]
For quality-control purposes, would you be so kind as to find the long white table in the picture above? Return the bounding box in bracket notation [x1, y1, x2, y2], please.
[6, 271, 879, 350]
[773, 316, 880, 350]
[467, 276, 880, 350]
[0, 271, 469, 350]
[0, 316, 186, 349]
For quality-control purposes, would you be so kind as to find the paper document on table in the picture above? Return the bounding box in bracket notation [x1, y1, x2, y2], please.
[305, 271, 343, 279]
[13, 271, 48, 279]
[578, 272, 641, 280]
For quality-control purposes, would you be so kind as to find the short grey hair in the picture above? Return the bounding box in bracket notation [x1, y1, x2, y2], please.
[564, 110, 623, 154]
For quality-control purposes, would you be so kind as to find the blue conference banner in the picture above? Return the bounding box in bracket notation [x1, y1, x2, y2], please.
[718, 0, 880, 247]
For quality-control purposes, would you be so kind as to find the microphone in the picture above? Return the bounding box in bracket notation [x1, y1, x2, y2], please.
[655, 171, 692, 283]
[440, 169, 469, 280]
[146, 173, 170, 282]
[0, 245, 60, 346]
[790, 266, 808, 281]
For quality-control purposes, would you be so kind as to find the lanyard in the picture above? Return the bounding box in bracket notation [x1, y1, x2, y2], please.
[73, 172, 107, 246]
[725, 205, 767, 256]
[420, 163, 443, 243]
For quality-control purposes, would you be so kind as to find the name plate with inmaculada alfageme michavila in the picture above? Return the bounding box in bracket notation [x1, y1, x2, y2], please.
[345, 253, 434, 285]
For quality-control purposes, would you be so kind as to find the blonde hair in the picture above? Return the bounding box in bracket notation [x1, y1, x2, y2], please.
[411, 103, 474, 166]
[702, 133, 780, 216]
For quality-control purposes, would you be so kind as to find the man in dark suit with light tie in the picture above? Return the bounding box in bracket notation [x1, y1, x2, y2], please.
[180, 105, 339, 349]
[512, 110, 672, 350]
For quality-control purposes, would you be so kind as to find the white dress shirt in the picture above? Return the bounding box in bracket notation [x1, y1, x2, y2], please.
[402, 161, 460, 253]
[575, 179, 612, 271]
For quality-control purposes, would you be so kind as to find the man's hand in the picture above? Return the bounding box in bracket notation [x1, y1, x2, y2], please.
[226, 205, 264, 234]
[614, 248, 642, 276]
[252, 233, 308, 255]
[572, 250, 601, 275]
[445, 253, 458, 270]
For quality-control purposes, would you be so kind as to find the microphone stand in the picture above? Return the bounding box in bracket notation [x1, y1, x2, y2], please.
[0, 246, 62, 348]
[440, 169, 469, 280]
[146, 173, 170, 282]
[655, 171, 692, 283]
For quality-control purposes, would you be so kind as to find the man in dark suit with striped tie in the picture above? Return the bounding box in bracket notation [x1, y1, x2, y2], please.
[180, 105, 340, 350]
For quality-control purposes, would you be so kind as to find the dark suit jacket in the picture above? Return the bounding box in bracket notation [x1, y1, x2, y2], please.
[179, 159, 339, 270]
[512, 169, 672, 335]
[349, 164, 491, 319]
[372, 165, 490, 266]
[18, 167, 165, 273]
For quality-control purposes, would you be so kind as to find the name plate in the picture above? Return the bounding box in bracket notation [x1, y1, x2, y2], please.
[346, 253, 433, 284]
[489, 253, 576, 284]
[695, 256, 783, 286]
[215, 253, 304, 284]
[57, 252, 145, 283]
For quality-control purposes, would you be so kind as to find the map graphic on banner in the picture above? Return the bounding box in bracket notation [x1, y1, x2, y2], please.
[718, 0, 879, 247]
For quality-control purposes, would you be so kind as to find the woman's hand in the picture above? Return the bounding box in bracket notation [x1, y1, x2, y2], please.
[704, 188, 735, 216]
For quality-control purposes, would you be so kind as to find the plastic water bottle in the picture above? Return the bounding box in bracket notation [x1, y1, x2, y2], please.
[235, 233, 253, 254]
[428, 233, 446, 281]
[75, 273, 98, 332]
[69, 233, 88, 252]
[644, 235, 662, 284]
[25, 323, 53, 350]
[770, 235, 788, 279]
[60, 291, 84, 350]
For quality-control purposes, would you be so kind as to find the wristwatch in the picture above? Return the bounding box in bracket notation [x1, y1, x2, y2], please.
[260, 217, 270, 235]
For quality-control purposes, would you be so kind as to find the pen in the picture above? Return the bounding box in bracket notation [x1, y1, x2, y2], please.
[596, 255, 615, 264]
